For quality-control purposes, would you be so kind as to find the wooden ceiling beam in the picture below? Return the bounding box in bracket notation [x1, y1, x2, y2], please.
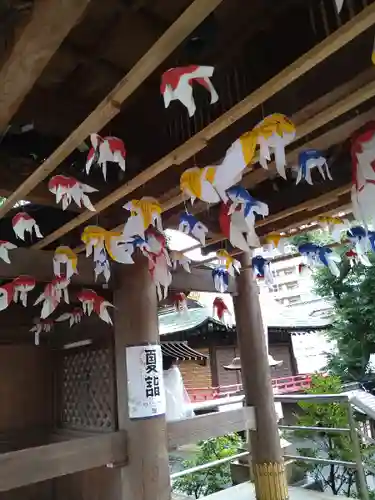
[29, 4, 375, 250]
[0, 0, 92, 132]
[0, 248, 221, 293]
[0, 0, 224, 219]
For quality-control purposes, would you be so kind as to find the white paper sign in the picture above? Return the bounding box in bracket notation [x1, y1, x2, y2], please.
[126, 344, 166, 419]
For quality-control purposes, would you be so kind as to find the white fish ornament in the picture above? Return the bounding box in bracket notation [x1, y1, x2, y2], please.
[48, 175, 97, 211]
[30, 319, 53, 346]
[296, 150, 332, 185]
[56, 308, 84, 328]
[53, 246, 78, 280]
[86, 134, 126, 180]
[77, 289, 114, 325]
[12, 213, 42, 240]
[0, 241, 17, 263]
[169, 250, 191, 273]
[178, 213, 208, 246]
[161, 65, 218, 117]
[34, 276, 70, 319]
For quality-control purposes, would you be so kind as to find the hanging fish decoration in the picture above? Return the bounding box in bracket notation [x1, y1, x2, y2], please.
[345, 249, 371, 267]
[216, 249, 241, 277]
[212, 297, 233, 327]
[335, 0, 344, 13]
[318, 216, 349, 242]
[12, 275, 36, 306]
[346, 226, 370, 255]
[0, 241, 17, 263]
[0, 282, 17, 311]
[94, 249, 111, 283]
[351, 122, 375, 226]
[161, 65, 218, 117]
[56, 308, 84, 328]
[77, 289, 114, 325]
[145, 228, 172, 301]
[264, 233, 286, 253]
[212, 266, 229, 293]
[48, 175, 97, 211]
[86, 134, 126, 180]
[296, 150, 332, 185]
[172, 292, 188, 314]
[298, 243, 341, 277]
[169, 250, 191, 273]
[12, 213, 43, 240]
[123, 197, 163, 239]
[53, 246, 78, 280]
[178, 213, 208, 246]
[34, 276, 70, 319]
[251, 256, 274, 286]
[30, 319, 53, 346]
[237, 114, 296, 179]
[219, 200, 266, 252]
[226, 186, 269, 221]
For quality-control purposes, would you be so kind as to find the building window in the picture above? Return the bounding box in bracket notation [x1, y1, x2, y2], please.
[287, 295, 302, 305]
[285, 281, 299, 291]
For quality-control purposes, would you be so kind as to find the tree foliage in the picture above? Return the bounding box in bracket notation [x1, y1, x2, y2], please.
[313, 250, 375, 382]
[294, 375, 374, 496]
[172, 434, 243, 498]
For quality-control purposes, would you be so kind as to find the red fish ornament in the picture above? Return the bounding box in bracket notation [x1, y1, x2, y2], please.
[0, 276, 35, 311]
[77, 289, 114, 325]
[56, 308, 84, 328]
[30, 319, 53, 346]
[145, 228, 172, 301]
[12, 213, 42, 240]
[34, 276, 70, 319]
[48, 175, 97, 211]
[212, 297, 233, 327]
[0, 282, 17, 311]
[0, 241, 17, 263]
[351, 122, 375, 226]
[86, 134, 126, 180]
[161, 65, 218, 117]
[12, 275, 36, 306]
[172, 292, 188, 314]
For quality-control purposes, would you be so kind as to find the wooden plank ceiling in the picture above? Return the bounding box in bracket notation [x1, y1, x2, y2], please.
[0, 0, 373, 255]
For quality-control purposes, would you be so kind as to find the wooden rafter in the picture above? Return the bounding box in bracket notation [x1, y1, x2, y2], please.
[29, 4, 375, 250]
[0, 0, 92, 132]
[0, 248, 224, 293]
[0, 0, 224, 217]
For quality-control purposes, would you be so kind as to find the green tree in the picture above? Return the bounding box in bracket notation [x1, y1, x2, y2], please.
[172, 434, 243, 498]
[294, 375, 374, 496]
[313, 250, 375, 382]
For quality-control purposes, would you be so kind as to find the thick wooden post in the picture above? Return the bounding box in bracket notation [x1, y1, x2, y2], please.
[233, 252, 288, 500]
[113, 257, 171, 500]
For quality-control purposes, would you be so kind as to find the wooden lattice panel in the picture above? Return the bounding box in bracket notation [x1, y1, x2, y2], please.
[58, 347, 116, 432]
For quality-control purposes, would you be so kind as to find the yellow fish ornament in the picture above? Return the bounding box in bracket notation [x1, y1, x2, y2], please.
[317, 216, 349, 243]
[264, 233, 286, 253]
[81, 226, 137, 268]
[53, 246, 78, 280]
[216, 249, 241, 277]
[123, 197, 163, 239]
[247, 114, 296, 179]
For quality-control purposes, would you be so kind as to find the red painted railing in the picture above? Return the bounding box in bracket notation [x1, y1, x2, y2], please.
[186, 374, 312, 402]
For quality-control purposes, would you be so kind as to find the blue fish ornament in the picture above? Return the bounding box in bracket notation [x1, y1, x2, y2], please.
[212, 266, 229, 293]
[226, 186, 269, 220]
[296, 149, 332, 185]
[298, 243, 341, 276]
[178, 212, 208, 246]
[346, 226, 370, 255]
[251, 256, 273, 285]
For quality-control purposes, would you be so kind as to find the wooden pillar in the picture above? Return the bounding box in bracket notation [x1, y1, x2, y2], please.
[233, 252, 288, 500]
[113, 257, 171, 500]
